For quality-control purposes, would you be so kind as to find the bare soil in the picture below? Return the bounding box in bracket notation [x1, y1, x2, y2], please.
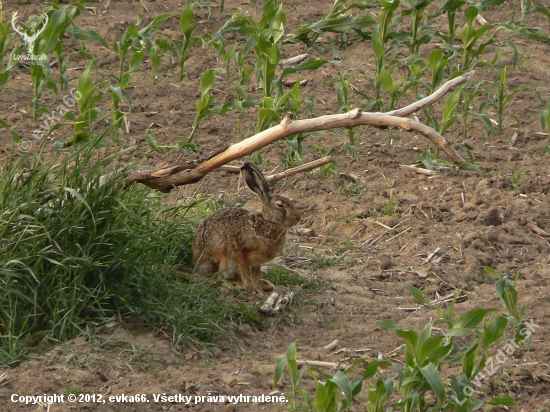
[1, 0, 549, 411]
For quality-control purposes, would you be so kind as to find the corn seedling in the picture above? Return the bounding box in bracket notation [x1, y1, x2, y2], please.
[284, 0, 377, 59]
[457, 6, 495, 70]
[458, 81, 493, 140]
[484, 66, 533, 136]
[380, 191, 397, 216]
[439, 84, 464, 135]
[431, 0, 466, 46]
[40, 60, 110, 149]
[510, 169, 524, 191]
[402, 0, 434, 54]
[169, 3, 201, 82]
[211, 0, 326, 134]
[275, 274, 529, 411]
[313, 146, 337, 179]
[274, 341, 313, 411]
[283, 133, 306, 168]
[182, 68, 216, 146]
[539, 96, 550, 155]
[15, 6, 72, 119]
[110, 12, 171, 140]
[377, 0, 400, 44]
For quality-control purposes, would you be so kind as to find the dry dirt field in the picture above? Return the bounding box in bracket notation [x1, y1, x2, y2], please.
[1, 0, 550, 411]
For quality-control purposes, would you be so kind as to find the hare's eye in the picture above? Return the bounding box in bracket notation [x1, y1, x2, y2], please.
[275, 200, 285, 209]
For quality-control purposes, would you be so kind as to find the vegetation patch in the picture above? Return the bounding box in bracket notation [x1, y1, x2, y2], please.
[0, 144, 262, 366]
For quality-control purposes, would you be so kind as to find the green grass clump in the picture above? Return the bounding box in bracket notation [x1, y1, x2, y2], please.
[0, 144, 261, 366]
[264, 265, 326, 293]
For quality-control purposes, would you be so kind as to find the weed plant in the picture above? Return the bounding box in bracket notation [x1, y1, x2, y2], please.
[0, 142, 262, 366]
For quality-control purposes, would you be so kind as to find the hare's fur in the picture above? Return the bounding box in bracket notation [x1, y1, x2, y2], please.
[193, 163, 300, 294]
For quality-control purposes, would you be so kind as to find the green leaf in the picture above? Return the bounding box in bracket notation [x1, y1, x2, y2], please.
[179, 142, 201, 155]
[480, 0, 506, 9]
[39, 7, 70, 54]
[308, 14, 377, 34]
[427, 48, 448, 87]
[200, 69, 216, 96]
[329, 371, 353, 406]
[450, 375, 469, 410]
[129, 50, 144, 72]
[460, 6, 479, 45]
[280, 57, 327, 79]
[406, 284, 430, 304]
[377, 319, 400, 330]
[0, 118, 20, 142]
[314, 379, 328, 410]
[431, 0, 467, 17]
[396, 329, 419, 351]
[180, 4, 195, 33]
[418, 336, 444, 366]
[77, 61, 93, 110]
[371, 25, 384, 65]
[378, 66, 395, 94]
[420, 363, 445, 403]
[367, 378, 393, 412]
[440, 85, 463, 134]
[420, 150, 435, 170]
[197, 94, 214, 114]
[379, 0, 400, 41]
[363, 359, 392, 379]
[459, 162, 482, 175]
[67, 26, 108, 47]
[483, 316, 508, 348]
[286, 340, 298, 361]
[145, 129, 167, 154]
[498, 24, 550, 44]
[0, 71, 10, 89]
[270, 4, 287, 44]
[487, 396, 516, 406]
[274, 356, 287, 386]
[150, 13, 172, 27]
[495, 276, 525, 322]
[447, 308, 498, 337]
[140, 13, 172, 36]
[462, 339, 479, 378]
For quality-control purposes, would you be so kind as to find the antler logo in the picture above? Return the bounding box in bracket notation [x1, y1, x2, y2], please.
[12, 11, 49, 56]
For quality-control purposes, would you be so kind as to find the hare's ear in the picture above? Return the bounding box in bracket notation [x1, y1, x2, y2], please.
[241, 162, 271, 203]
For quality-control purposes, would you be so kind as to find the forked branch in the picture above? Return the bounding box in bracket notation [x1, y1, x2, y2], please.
[125, 72, 474, 192]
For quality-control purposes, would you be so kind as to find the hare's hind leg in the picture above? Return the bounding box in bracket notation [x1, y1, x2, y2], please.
[215, 255, 230, 282]
[232, 254, 256, 292]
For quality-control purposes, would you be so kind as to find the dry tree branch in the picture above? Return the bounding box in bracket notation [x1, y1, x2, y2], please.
[385, 71, 474, 117]
[124, 72, 475, 192]
[217, 156, 333, 182]
[266, 156, 333, 182]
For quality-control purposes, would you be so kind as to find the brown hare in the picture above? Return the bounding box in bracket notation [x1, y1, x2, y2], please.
[193, 162, 301, 294]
